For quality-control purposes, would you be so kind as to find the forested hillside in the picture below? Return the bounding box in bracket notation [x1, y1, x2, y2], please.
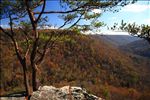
[120, 39, 150, 58]
[0, 30, 150, 100]
[93, 35, 150, 58]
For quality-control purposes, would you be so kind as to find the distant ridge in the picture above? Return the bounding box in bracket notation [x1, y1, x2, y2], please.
[92, 34, 150, 58]
[92, 35, 140, 46]
[120, 39, 150, 58]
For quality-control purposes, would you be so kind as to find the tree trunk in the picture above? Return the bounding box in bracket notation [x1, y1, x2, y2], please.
[21, 60, 31, 96]
[32, 63, 38, 91]
[23, 65, 31, 96]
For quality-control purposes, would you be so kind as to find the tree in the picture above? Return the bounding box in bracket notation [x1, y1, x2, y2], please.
[111, 20, 150, 44]
[0, 0, 137, 97]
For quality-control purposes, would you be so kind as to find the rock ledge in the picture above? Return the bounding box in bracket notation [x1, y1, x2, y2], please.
[30, 86, 104, 100]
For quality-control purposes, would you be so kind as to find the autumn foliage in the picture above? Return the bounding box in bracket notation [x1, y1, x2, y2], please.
[0, 29, 150, 100]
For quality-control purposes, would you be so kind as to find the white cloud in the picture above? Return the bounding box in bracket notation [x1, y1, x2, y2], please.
[109, 17, 117, 21]
[37, 25, 58, 29]
[102, 30, 129, 35]
[112, 17, 117, 20]
[83, 30, 96, 34]
[92, 9, 102, 14]
[121, 4, 150, 13]
[145, 18, 150, 25]
[84, 30, 129, 35]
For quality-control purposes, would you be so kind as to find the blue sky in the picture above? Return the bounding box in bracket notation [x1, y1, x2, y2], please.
[99, 1, 150, 35]
[0, 0, 150, 35]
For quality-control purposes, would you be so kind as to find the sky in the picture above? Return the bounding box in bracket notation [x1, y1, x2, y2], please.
[99, 1, 150, 35]
[0, 0, 150, 35]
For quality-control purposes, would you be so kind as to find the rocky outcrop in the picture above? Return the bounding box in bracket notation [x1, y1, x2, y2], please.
[0, 97, 25, 100]
[30, 86, 104, 100]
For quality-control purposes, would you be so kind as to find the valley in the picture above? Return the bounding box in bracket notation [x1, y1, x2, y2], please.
[1, 30, 150, 100]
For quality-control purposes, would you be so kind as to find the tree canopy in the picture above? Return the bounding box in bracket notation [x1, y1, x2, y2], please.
[1, 0, 137, 31]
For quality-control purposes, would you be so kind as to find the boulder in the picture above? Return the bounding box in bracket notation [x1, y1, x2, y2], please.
[30, 86, 104, 100]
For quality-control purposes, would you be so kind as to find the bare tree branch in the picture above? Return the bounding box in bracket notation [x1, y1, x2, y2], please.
[35, 0, 46, 23]
[24, 0, 37, 31]
[32, 0, 44, 9]
[21, 29, 31, 58]
[36, 33, 54, 65]
[0, 18, 23, 63]
[19, 27, 33, 40]
[24, 0, 39, 65]
[9, 15, 15, 36]
[33, 4, 85, 15]
[34, 9, 84, 14]
[0, 27, 12, 37]
[68, 12, 85, 29]
[58, 20, 69, 29]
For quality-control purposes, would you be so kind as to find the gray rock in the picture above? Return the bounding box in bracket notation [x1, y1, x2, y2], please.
[0, 97, 25, 100]
[30, 86, 104, 100]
